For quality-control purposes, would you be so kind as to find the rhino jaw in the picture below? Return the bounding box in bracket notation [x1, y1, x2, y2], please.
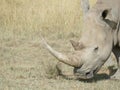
[73, 67, 99, 79]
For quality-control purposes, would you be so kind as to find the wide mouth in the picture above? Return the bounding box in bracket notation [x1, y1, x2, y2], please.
[74, 71, 94, 79]
[74, 68, 98, 79]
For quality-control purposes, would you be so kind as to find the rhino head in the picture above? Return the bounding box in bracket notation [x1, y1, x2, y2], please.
[71, 8, 114, 79]
[41, 0, 117, 79]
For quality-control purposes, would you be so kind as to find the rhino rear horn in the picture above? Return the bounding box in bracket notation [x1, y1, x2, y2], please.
[70, 40, 80, 50]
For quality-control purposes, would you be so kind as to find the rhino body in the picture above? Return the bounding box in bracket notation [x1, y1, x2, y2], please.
[41, 0, 120, 80]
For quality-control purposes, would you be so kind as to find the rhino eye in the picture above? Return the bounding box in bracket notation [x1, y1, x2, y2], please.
[85, 72, 91, 76]
[94, 46, 99, 52]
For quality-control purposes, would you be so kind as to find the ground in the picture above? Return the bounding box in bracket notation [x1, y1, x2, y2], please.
[0, 0, 120, 90]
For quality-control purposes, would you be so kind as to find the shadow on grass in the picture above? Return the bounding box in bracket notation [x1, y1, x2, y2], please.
[78, 73, 110, 83]
[60, 73, 110, 82]
[60, 66, 118, 83]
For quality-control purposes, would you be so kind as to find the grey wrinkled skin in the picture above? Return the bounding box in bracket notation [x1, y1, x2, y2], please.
[41, 0, 120, 80]
[73, 0, 120, 79]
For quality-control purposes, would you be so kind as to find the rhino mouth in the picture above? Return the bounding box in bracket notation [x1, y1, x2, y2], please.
[74, 68, 98, 79]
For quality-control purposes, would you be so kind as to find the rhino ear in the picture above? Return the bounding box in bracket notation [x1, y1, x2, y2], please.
[101, 9, 118, 30]
[81, 0, 90, 17]
[101, 9, 111, 19]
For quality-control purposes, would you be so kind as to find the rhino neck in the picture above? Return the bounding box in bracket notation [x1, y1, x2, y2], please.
[113, 21, 120, 47]
[112, 2, 120, 47]
[118, 25, 120, 46]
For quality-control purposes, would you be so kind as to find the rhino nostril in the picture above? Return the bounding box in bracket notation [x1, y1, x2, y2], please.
[85, 72, 91, 76]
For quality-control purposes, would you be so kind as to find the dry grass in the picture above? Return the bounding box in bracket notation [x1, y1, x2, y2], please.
[0, 0, 120, 90]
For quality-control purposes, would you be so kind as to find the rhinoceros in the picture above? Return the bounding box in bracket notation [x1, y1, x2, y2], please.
[41, 0, 120, 80]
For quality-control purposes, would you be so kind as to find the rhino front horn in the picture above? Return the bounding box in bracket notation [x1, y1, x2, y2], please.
[41, 37, 83, 67]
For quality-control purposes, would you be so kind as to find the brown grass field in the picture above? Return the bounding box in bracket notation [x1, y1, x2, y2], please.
[0, 0, 120, 90]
